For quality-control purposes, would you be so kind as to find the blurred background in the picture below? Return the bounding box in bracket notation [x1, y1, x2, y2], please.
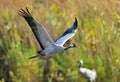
[0, 0, 120, 82]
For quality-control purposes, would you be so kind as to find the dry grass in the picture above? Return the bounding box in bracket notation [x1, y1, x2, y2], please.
[0, 0, 120, 82]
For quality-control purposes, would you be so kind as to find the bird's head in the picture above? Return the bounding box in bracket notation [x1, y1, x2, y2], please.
[70, 43, 76, 48]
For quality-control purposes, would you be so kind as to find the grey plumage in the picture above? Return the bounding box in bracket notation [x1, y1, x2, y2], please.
[18, 8, 78, 59]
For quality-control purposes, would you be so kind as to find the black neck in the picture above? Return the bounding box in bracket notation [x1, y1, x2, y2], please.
[78, 63, 82, 68]
[64, 46, 72, 50]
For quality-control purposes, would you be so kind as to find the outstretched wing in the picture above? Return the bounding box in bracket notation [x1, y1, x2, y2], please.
[55, 18, 78, 46]
[19, 8, 55, 49]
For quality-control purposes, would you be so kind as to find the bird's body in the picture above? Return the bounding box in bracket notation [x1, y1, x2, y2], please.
[79, 68, 96, 82]
[18, 8, 78, 59]
[78, 60, 97, 82]
[39, 45, 64, 56]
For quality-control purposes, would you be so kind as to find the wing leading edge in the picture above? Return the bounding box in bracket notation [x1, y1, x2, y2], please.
[19, 8, 55, 49]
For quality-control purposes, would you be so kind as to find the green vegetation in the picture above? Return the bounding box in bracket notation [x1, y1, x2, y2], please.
[0, 0, 120, 82]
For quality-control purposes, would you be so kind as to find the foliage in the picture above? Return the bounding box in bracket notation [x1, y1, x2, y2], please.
[0, 0, 120, 82]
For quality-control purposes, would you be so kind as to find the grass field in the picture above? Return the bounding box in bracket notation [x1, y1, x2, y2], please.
[0, 0, 120, 82]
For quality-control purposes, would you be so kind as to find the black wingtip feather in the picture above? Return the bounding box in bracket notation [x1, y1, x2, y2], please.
[25, 7, 31, 15]
[58, 18, 78, 37]
[18, 7, 31, 17]
[18, 8, 37, 27]
[72, 17, 78, 30]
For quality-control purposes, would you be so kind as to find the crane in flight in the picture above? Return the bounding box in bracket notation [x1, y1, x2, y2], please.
[18, 8, 78, 59]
